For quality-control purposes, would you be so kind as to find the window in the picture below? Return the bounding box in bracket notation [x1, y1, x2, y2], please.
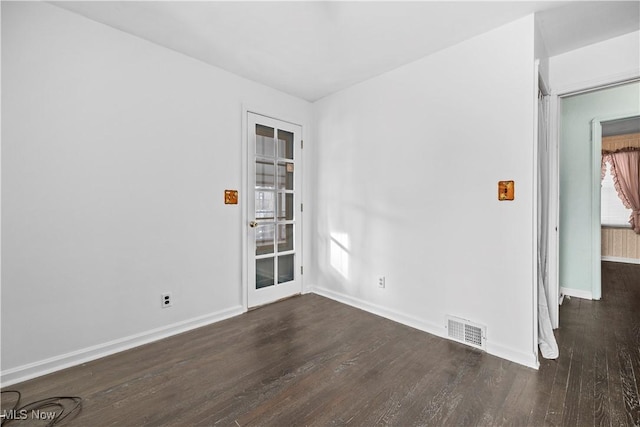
[601, 161, 632, 227]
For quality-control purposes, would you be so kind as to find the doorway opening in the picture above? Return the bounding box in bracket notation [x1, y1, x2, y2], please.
[598, 116, 640, 266]
[558, 81, 640, 302]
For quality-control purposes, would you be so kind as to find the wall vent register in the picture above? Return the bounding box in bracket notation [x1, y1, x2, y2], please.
[446, 315, 486, 350]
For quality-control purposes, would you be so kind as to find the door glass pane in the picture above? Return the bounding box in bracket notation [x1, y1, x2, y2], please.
[256, 125, 275, 157]
[277, 162, 294, 190]
[256, 223, 275, 255]
[277, 193, 294, 221]
[255, 191, 275, 220]
[277, 129, 294, 160]
[277, 224, 294, 252]
[278, 254, 295, 284]
[256, 160, 275, 188]
[256, 257, 274, 289]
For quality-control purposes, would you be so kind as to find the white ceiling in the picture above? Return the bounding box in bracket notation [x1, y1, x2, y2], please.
[51, 1, 640, 101]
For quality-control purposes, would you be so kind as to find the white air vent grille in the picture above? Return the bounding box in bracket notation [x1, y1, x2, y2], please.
[446, 316, 486, 350]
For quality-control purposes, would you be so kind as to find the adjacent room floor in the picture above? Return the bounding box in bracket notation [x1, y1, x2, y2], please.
[2, 262, 639, 426]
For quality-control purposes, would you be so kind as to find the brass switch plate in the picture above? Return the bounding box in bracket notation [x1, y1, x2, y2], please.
[498, 181, 515, 201]
[224, 190, 238, 205]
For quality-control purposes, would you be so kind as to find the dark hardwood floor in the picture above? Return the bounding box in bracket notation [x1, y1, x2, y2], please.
[2, 262, 639, 426]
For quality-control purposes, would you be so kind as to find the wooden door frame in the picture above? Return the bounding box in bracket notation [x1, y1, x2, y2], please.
[547, 93, 560, 328]
[590, 111, 640, 300]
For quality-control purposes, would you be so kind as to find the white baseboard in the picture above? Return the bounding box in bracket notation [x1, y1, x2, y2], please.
[602, 256, 640, 265]
[485, 342, 539, 370]
[311, 287, 539, 370]
[560, 286, 593, 300]
[1, 305, 244, 387]
[312, 286, 445, 337]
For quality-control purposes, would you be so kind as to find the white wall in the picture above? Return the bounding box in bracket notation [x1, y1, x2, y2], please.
[534, 16, 550, 90]
[312, 16, 538, 368]
[1, 2, 312, 384]
[549, 31, 640, 95]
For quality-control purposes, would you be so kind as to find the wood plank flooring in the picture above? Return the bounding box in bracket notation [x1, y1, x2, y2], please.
[2, 261, 639, 426]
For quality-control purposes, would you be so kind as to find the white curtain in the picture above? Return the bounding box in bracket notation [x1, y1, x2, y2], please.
[537, 94, 559, 359]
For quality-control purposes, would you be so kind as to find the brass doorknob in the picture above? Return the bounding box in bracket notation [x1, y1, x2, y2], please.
[249, 221, 258, 228]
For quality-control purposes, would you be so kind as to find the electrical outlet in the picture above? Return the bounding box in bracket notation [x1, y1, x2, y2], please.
[378, 276, 386, 289]
[161, 292, 172, 308]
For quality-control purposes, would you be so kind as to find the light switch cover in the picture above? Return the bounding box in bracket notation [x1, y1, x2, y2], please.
[224, 190, 238, 204]
[498, 181, 514, 201]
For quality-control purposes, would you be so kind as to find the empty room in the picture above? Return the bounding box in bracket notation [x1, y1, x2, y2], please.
[1, 1, 639, 425]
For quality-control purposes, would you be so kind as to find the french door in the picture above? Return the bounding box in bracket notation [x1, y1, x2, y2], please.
[247, 113, 302, 308]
